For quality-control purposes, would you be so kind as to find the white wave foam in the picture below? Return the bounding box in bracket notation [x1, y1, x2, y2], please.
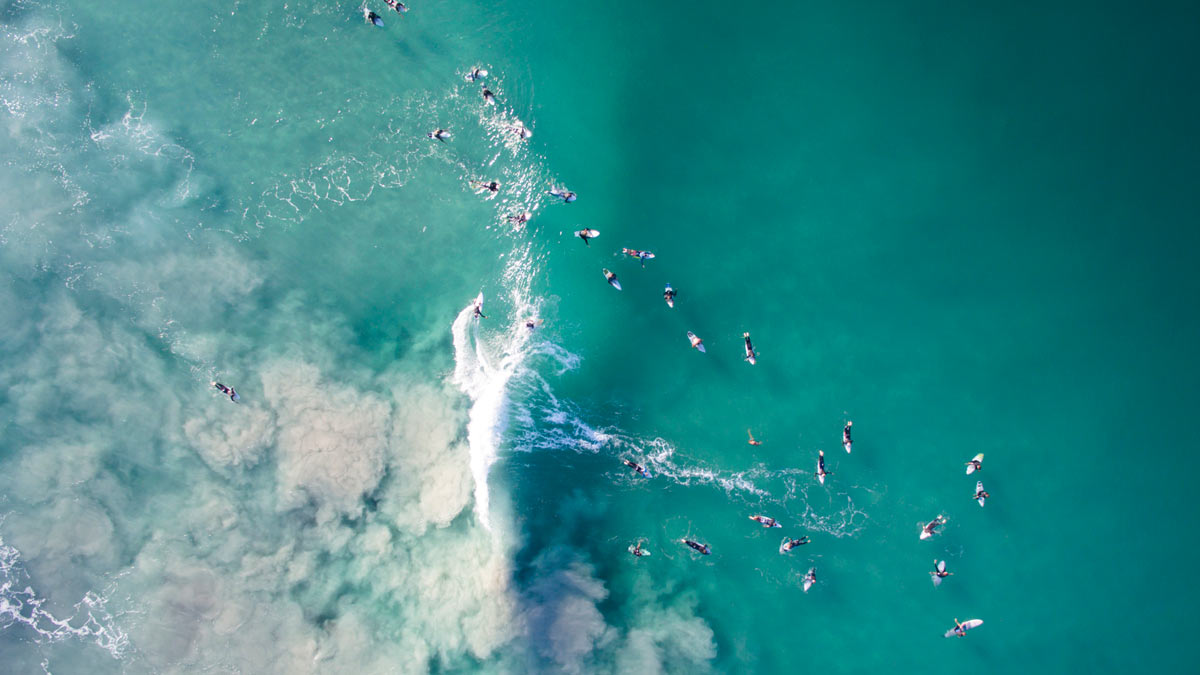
[451, 248, 542, 530]
[0, 529, 128, 659]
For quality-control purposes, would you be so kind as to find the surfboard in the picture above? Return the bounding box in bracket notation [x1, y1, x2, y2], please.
[365, 9, 384, 26]
[975, 481, 986, 507]
[664, 285, 675, 308]
[687, 331, 705, 353]
[944, 619, 983, 637]
[817, 450, 826, 485]
[966, 453, 984, 474]
[779, 540, 791, 555]
[920, 515, 944, 540]
[803, 568, 816, 592]
[602, 269, 621, 290]
[575, 229, 600, 239]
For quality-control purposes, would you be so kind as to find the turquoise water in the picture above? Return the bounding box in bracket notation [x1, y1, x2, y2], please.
[2, 0, 1198, 672]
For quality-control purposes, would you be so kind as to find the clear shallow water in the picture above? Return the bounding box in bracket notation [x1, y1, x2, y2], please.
[2, 0, 1198, 672]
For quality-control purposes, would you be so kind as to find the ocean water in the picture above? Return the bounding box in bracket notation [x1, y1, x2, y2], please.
[2, 0, 1198, 673]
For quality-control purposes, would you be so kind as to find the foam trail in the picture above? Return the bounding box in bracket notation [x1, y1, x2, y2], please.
[451, 249, 539, 530]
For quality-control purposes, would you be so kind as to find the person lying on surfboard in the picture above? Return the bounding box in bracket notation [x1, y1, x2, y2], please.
[951, 618, 968, 637]
[212, 382, 240, 403]
[623, 459, 649, 477]
[682, 539, 710, 555]
[663, 284, 676, 307]
[922, 515, 947, 538]
[843, 421, 853, 453]
[507, 211, 531, 225]
[482, 88, 497, 105]
[365, 10, 384, 26]
[975, 485, 989, 501]
[470, 179, 500, 198]
[428, 128, 451, 142]
[816, 450, 831, 481]
[780, 536, 809, 552]
[747, 429, 762, 446]
[603, 268, 621, 289]
[631, 541, 648, 557]
[749, 515, 779, 528]
[465, 66, 488, 82]
[743, 332, 757, 363]
[550, 187, 577, 202]
[384, 0, 407, 13]
[509, 120, 532, 140]
[966, 455, 983, 472]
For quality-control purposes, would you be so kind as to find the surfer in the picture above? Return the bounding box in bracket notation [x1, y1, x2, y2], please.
[975, 484, 990, 501]
[663, 284, 676, 307]
[747, 429, 762, 446]
[365, 10, 383, 26]
[212, 381, 240, 403]
[951, 618, 968, 637]
[780, 536, 809, 553]
[743, 332, 757, 363]
[682, 539, 710, 555]
[931, 560, 953, 583]
[473, 304, 486, 319]
[843, 421, 853, 453]
[688, 332, 704, 351]
[550, 187, 577, 203]
[482, 88, 497, 105]
[470, 180, 500, 198]
[428, 129, 451, 142]
[631, 542, 648, 557]
[749, 515, 779, 528]
[816, 450, 831, 482]
[603, 268, 621, 289]
[507, 211, 532, 225]
[510, 121, 533, 139]
[465, 66, 488, 82]
[384, 0, 407, 13]
[922, 515, 947, 539]
[803, 567, 817, 592]
[524, 318, 542, 330]
[576, 229, 595, 246]
[623, 459, 649, 478]
[966, 455, 983, 473]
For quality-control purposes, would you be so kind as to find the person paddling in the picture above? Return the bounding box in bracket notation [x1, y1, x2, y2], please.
[212, 381, 240, 403]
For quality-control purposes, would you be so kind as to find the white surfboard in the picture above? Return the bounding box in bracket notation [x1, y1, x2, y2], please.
[575, 228, 600, 239]
[817, 450, 826, 485]
[944, 619, 983, 637]
[803, 568, 816, 593]
[966, 453, 984, 474]
[687, 331, 706, 353]
[920, 515, 945, 540]
[975, 481, 986, 507]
